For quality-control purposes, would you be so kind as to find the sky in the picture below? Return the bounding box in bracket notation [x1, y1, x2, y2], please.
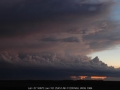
[88, 49, 120, 68]
[88, 0, 120, 68]
[0, 0, 120, 80]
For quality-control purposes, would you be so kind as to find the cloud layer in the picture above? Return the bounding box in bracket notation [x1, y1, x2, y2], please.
[0, 0, 120, 80]
[0, 52, 120, 80]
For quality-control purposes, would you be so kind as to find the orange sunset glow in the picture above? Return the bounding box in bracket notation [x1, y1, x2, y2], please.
[79, 76, 87, 80]
[70, 76, 77, 80]
[91, 76, 107, 80]
[70, 76, 107, 80]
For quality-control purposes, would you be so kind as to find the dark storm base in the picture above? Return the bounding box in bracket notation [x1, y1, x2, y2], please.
[0, 80, 119, 90]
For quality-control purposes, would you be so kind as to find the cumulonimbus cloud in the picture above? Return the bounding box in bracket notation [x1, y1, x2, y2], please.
[0, 0, 120, 80]
[0, 52, 120, 80]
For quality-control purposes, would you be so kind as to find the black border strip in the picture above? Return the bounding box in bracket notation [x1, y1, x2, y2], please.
[0, 80, 120, 90]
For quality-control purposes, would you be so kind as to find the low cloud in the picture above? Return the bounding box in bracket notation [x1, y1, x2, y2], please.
[0, 52, 119, 80]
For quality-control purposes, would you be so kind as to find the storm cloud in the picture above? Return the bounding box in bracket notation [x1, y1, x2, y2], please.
[0, 52, 119, 80]
[0, 0, 117, 54]
[0, 0, 120, 80]
[0, 0, 114, 37]
[41, 36, 80, 43]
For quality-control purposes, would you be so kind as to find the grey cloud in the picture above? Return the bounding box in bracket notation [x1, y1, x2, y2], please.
[41, 37, 80, 43]
[0, 52, 109, 69]
[0, 0, 114, 38]
[0, 0, 120, 80]
[41, 37, 58, 42]
[0, 52, 120, 80]
[82, 23, 120, 51]
[62, 37, 80, 43]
